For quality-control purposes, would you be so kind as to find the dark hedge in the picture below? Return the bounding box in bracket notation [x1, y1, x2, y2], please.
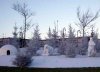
[0, 66, 100, 72]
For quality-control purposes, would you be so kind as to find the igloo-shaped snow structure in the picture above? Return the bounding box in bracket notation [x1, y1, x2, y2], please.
[0, 44, 18, 55]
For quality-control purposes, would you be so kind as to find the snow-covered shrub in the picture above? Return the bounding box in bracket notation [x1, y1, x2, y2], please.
[26, 47, 35, 56]
[78, 37, 88, 55]
[65, 24, 76, 57]
[47, 27, 59, 48]
[66, 44, 76, 58]
[79, 47, 87, 55]
[36, 48, 43, 56]
[96, 42, 100, 52]
[27, 25, 41, 55]
[65, 38, 76, 58]
[59, 40, 67, 55]
[13, 53, 32, 67]
[48, 46, 54, 55]
[52, 48, 60, 55]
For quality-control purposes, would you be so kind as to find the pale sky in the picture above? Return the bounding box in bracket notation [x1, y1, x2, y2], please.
[0, 0, 100, 39]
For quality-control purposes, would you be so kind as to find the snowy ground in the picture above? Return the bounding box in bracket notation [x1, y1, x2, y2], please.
[0, 55, 100, 68]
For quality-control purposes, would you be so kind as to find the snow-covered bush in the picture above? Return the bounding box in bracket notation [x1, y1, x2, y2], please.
[59, 39, 67, 55]
[65, 24, 76, 58]
[36, 48, 43, 56]
[46, 45, 54, 55]
[12, 53, 32, 67]
[96, 42, 100, 52]
[59, 28, 67, 55]
[79, 47, 87, 55]
[52, 48, 59, 55]
[66, 48, 76, 58]
[27, 25, 41, 55]
[78, 37, 88, 55]
[66, 43, 76, 58]
[47, 26, 59, 48]
[65, 39, 76, 58]
[26, 47, 35, 56]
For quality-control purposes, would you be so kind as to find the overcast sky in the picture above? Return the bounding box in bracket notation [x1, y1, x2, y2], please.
[0, 0, 100, 39]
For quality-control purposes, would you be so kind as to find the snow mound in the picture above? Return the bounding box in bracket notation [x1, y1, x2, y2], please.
[0, 44, 18, 55]
[31, 55, 100, 68]
[0, 55, 100, 68]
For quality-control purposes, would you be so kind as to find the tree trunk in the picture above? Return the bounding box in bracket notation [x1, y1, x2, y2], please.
[82, 28, 85, 48]
[23, 16, 27, 47]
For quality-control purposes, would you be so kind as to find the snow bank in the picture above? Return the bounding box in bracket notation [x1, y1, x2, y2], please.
[0, 55, 100, 68]
[0, 55, 15, 67]
[31, 55, 100, 68]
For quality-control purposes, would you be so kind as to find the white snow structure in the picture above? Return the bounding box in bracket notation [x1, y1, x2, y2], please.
[42, 44, 49, 56]
[0, 45, 18, 55]
[42, 44, 59, 56]
[88, 37, 96, 57]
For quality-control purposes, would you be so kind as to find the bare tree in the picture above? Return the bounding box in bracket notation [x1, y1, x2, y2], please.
[76, 7, 99, 37]
[13, 2, 34, 46]
[76, 7, 99, 48]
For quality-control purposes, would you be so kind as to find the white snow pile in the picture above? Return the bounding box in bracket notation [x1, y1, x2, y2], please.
[36, 44, 59, 56]
[0, 55, 100, 68]
[0, 55, 15, 67]
[32, 55, 100, 68]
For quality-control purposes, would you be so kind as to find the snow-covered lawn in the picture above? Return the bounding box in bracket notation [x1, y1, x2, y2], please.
[0, 55, 100, 68]
[0, 55, 15, 67]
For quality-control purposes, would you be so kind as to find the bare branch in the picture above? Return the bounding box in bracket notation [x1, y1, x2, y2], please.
[86, 10, 99, 25]
[12, 2, 34, 40]
[77, 7, 83, 23]
[76, 7, 100, 37]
